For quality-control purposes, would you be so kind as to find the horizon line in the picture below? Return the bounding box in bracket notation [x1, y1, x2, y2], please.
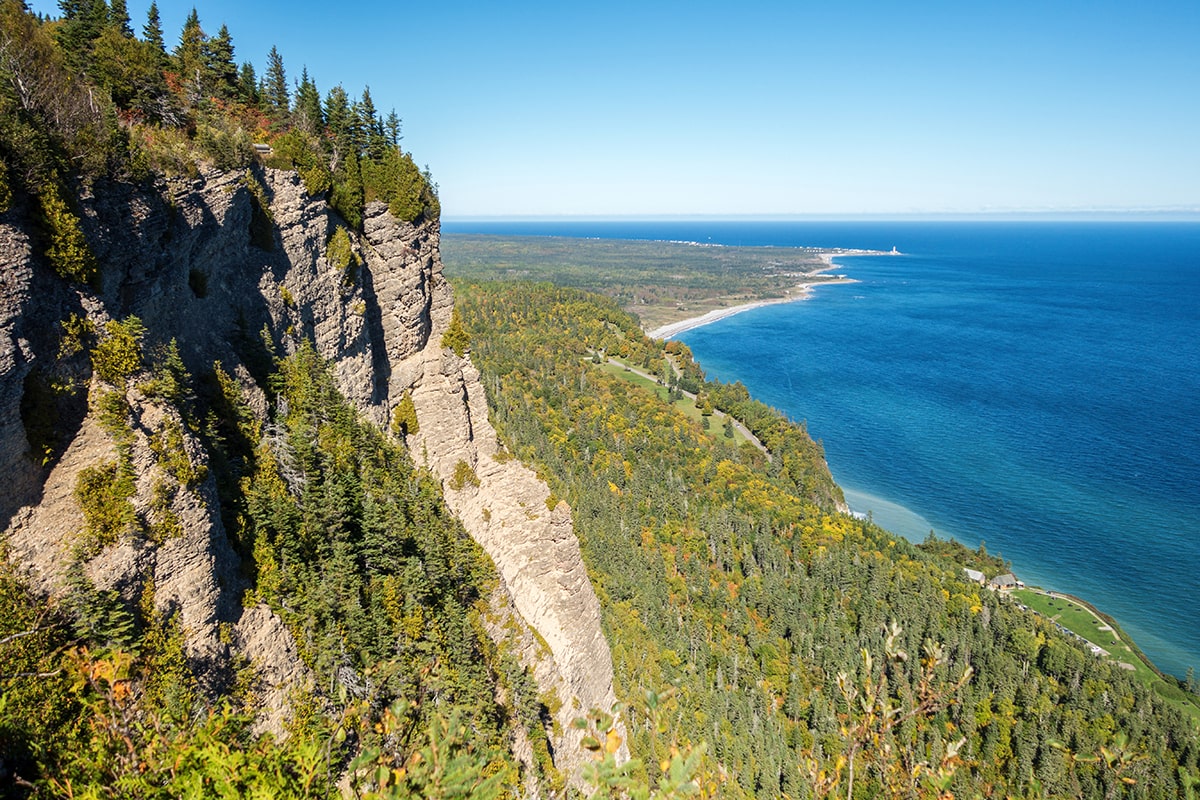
[443, 210, 1200, 223]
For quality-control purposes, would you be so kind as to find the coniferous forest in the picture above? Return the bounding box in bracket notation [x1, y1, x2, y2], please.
[1, 1, 1199, 798]
[450, 280, 1200, 798]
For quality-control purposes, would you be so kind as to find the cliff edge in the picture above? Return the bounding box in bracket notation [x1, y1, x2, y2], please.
[0, 166, 620, 783]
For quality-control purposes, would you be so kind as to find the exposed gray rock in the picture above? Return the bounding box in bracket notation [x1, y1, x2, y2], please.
[0, 166, 622, 784]
[407, 340, 626, 781]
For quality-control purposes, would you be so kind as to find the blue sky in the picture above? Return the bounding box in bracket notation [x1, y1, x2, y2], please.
[29, 1, 1200, 217]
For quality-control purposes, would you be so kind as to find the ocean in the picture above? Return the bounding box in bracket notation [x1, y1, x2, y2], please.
[443, 219, 1200, 679]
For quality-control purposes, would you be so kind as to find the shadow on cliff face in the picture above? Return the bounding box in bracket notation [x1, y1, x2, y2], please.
[0, 203, 93, 533]
[0, 172, 282, 534]
[355, 261, 392, 407]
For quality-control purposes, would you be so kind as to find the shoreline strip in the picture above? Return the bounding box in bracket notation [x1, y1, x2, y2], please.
[646, 248, 896, 339]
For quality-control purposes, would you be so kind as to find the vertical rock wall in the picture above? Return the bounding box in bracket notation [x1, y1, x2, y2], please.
[0, 167, 623, 781]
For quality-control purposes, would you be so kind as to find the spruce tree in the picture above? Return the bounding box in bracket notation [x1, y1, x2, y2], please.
[238, 61, 258, 104]
[108, 0, 132, 37]
[174, 8, 206, 98]
[323, 85, 352, 149]
[385, 109, 402, 147]
[263, 45, 289, 119]
[143, 2, 165, 62]
[204, 24, 238, 98]
[358, 87, 387, 162]
[56, 0, 107, 73]
[293, 67, 323, 134]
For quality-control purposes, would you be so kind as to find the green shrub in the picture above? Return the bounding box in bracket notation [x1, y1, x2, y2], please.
[448, 459, 480, 491]
[143, 339, 192, 409]
[362, 147, 436, 223]
[38, 185, 96, 285]
[58, 313, 94, 359]
[391, 391, 419, 437]
[92, 317, 146, 385]
[148, 479, 183, 543]
[441, 307, 471, 357]
[195, 120, 255, 171]
[265, 130, 331, 197]
[94, 389, 133, 446]
[74, 460, 136, 552]
[149, 416, 206, 488]
[325, 225, 359, 271]
[128, 124, 200, 179]
[329, 154, 364, 229]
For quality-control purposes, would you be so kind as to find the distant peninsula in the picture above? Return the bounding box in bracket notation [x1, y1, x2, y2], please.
[440, 233, 895, 334]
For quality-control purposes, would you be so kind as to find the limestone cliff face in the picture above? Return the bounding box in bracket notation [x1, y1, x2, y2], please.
[0, 167, 621, 777]
[407, 338, 625, 776]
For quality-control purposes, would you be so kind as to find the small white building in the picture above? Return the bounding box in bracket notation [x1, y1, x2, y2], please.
[963, 568, 986, 585]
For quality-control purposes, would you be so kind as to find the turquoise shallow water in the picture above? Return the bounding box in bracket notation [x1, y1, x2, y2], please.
[444, 219, 1200, 679]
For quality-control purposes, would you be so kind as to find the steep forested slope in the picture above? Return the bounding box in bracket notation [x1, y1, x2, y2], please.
[453, 280, 1200, 799]
[0, 3, 584, 796]
[1, 342, 515, 796]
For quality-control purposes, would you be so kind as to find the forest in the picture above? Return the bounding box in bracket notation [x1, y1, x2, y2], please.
[3, 0, 1200, 797]
[440, 234, 839, 333]
[0, 0, 438, 262]
[450, 278, 1200, 798]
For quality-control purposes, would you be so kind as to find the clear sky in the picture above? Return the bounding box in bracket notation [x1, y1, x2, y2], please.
[29, 1, 1200, 218]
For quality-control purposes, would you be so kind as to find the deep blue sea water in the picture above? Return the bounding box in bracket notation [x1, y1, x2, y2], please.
[444, 219, 1200, 679]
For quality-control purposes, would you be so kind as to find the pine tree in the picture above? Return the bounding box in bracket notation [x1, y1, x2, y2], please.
[238, 61, 258, 104]
[91, 13, 172, 117]
[56, 0, 107, 73]
[384, 109, 402, 147]
[204, 24, 238, 99]
[358, 86, 386, 161]
[108, 0, 132, 37]
[323, 84, 352, 151]
[293, 67, 323, 134]
[174, 7, 206, 98]
[263, 45, 289, 119]
[143, 2, 165, 59]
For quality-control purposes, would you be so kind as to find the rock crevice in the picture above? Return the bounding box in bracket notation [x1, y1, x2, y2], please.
[0, 167, 621, 779]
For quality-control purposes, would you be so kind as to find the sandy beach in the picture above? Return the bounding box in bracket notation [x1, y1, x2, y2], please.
[647, 248, 895, 339]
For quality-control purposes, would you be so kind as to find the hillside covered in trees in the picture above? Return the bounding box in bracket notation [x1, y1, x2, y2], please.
[0, 2, 542, 796]
[0, 0, 438, 245]
[2, 1, 1200, 798]
[450, 279, 1200, 798]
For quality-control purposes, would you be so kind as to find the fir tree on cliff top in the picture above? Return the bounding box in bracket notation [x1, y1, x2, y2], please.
[0, 0, 437, 232]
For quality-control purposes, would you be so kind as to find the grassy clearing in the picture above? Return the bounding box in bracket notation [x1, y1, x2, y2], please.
[1012, 588, 1200, 725]
[596, 359, 751, 450]
[1014, 590, 1122, 651]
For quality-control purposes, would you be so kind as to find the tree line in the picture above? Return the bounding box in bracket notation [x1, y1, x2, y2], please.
[0, 0, 438, 278]
[452, 278, 1200, 799]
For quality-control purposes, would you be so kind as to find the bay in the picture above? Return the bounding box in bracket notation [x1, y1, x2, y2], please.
[444, 219, 1200, 679]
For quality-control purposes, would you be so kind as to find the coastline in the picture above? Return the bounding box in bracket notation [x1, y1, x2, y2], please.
[646, 248, 895, 340]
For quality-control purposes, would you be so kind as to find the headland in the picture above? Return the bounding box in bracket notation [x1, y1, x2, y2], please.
[646, 248, 897, 339]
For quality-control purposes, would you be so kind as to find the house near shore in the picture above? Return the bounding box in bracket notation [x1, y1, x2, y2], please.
[988, 573, 1024, 592]
[963, 568, 986, 585]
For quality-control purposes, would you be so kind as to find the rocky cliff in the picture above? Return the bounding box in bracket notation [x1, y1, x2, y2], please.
[0, 166, 620, 782]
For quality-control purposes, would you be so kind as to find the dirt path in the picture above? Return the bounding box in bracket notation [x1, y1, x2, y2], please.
[605, 358, 771, 460]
